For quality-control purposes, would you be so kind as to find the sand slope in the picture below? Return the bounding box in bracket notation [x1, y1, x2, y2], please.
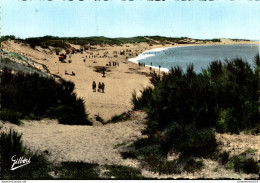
[0, 111, 147, 166]
[1, 111, 259, 179]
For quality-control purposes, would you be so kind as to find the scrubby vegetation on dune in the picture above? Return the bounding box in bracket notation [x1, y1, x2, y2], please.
[1, 35, 228, 49]
[131, 55, 259, 174]
[0, 68, 91, 125]
[0, 35, 149, 48]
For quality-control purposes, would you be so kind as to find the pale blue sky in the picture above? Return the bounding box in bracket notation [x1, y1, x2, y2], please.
[1, 0, 260, 40]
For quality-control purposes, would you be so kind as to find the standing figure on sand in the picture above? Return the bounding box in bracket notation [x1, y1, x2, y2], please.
[98, 82, 102, 92]
[92, 81, 96, 92]
[101, 82, 105, 93]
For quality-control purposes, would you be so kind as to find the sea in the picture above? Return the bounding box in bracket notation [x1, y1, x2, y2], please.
[128, 44, 260, 73]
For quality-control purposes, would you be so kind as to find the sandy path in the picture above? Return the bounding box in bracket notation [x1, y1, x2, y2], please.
[0, 111, 146, 167]
[1, 116, 259, 179]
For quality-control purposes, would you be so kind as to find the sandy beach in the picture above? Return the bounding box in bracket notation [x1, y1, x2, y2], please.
[2, 38, 259, 122]
[1, 38, 259, 179]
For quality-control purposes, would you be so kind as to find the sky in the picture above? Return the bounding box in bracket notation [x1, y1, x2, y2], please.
[1, 0, 260, 40]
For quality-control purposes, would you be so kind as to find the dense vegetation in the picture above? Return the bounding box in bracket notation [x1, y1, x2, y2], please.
[0, 68, 90, 125]
[1, 35, 226, 49]
[131, 56, 259, 169]
[65, 36, 149, 45]
[0, 35, 149, 49]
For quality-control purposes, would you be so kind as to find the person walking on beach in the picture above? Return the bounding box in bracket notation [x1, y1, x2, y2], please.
[92, 81, 96, 92]
[98, 82, 102, 92]
[101, 82, 105, 93]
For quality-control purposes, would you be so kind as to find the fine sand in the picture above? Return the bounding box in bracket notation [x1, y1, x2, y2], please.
[2, 38, 259, 122]
[1, 112, 259, 179]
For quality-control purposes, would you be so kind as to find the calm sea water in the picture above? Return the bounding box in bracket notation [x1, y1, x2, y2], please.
[134, 44, 260, 73]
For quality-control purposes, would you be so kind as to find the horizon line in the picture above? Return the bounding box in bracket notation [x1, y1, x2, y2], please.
[1, 35, 257, 41]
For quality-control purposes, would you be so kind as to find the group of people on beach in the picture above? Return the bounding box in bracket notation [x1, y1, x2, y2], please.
[65, 70, 75, 76]
[138, 62, 146, 67]
[92, 81, 105, 93]
[107, 61, 119, 67]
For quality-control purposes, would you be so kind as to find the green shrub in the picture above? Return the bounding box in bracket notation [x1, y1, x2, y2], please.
[47, 104, 90, 125]
[183, 159, 204, 173]
[59, 162, 100, 179]
[104, 165, 142, 179]
[213, 167, 218, 172]
[227, 149, 259, 174]
[242, 158, 259, 174]
[143, 156, 180, 174]
[132, 88, 153, 111]
[107, 112, 130, 123]
[138, 145, 162, 159]
[218, 151, 230, 165]
[216, 108, 232, 133]
[132, 56, 259, 157]
[133, 137, 160, 150]
[120, 151, 137, 159]
[9, 52, 23, 60]
[95, 114, 104, 124]
[1, 70, 90, 125]
[165, 123, 217, 157]
[134, 57, 258, 133]
[0, 109, 22, 125]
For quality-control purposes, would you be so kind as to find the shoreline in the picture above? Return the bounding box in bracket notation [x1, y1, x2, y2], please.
[127, 41, 260, 73]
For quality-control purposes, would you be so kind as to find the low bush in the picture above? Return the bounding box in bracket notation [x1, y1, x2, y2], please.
[1, 70, 91, 125]
[165, 123, 218, 157]
[47, 103, 90, 125]
[58, 162, 100, 179]
[120, 151, 137, 159]
[95, 114, 104, 124]
[0, 109, 22, 125]
[9, 52, 22, 60]
[107, 112, 130, 123]
[133, 137, 160, 150]
[227, 149, 259, 174]
[218, 151, 230, 165]
[183, 159, 204, 173]
[242, 158, 259, 174]
[104, 165, 143, 179]
[143, 156, 180, 175]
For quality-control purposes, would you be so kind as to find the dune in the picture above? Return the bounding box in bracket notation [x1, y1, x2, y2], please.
[1, 39, 259, 121]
